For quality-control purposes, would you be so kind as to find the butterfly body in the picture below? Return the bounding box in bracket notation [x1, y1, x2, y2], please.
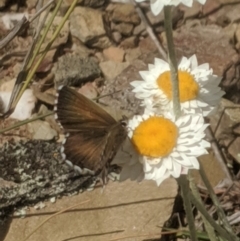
[55, 86, 127, 177]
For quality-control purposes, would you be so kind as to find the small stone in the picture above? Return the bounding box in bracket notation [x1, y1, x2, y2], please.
[28, 120, 57, 140]
[228, 137, 240, 164]
[235, 25, 240, 50]
[138, 36, 157, 53]
[103, 47, 125, 62]
[233, 125, 240, 135]
[120, 36, 138, 49]
[95, 52, 105, 62]
[53, 54, 101, 87]
[70, 7, 110, 48]
[40, 13, 69, 51]
[78, 82, 99, 100]
[50, 197, 56, 203]
[125, 47, 142, 63]
[112, 3, 140, 25]
[99, 61, 130, 80]
[71, 37, 94, 57]
[133, 21, 146, 36]
[34, 202, 46, 210]
[0, 0, 7, 9]
[33, 89, 55, 105]
[105, 3, 116, 12]
[146, 10, 164, 25]
[111, 22, 134, 36]
[112, 31, 122, 43]
[14, 208, 27, 218]
[90, 36, 112, 49]
[180, 1, 206, 19]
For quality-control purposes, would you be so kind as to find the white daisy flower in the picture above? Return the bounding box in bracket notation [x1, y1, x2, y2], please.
[131, 55, 225, 117]
[125, 111, 210, 186]
[136, 0, 206, 16]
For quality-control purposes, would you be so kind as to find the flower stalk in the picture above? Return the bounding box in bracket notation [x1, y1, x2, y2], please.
[163, 6, 181, 118]
[164, 6, 197, 241]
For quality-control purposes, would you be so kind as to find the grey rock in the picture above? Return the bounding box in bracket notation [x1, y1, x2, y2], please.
[0, 140, 95, 223]
[53, 54, 102, 87]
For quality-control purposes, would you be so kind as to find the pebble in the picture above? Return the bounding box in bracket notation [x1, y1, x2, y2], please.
[103, 47, 125, 62]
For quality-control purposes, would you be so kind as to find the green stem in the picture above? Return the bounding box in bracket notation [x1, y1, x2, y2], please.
[178, 175, 198, 241]
[190, 192, 237, 241]
[13, 0, 78, 108]
[164, 5, 196, 240]
[189, 172, 217, 241]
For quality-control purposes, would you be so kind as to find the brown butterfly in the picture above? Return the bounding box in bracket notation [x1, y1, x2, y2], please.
[54, 86, 127, 181]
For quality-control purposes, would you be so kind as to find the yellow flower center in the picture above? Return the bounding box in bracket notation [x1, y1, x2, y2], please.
[157, 70, 199, 102]
[132, 116, 178, 158]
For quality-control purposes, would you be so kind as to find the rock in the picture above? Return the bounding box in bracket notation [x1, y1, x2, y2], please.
[112, 31, 122, 43]
[70, 7, 111, 48]
[36, 49, 55, 73]
[111, 22, 134, 36]
[36, 12, 69, 73]
[233, 125, 240, 135]
[163, 24, 237, 76]
[209, 98, 240, 164]
[99, 61, 130, 80]
[228, 137, 240, 164]
[83, 0, 106, 7]
[3, 178, 177, 241]
[95, 52, 105, 62]
[38, 104, 62, 134]
[33, 88, 55, 105]
[180, 1, 206, 19]
[0, 89, 36, 121]
[28, 120, 57, 140]
[120, 36, 138, 49]
[103, 47, 125, 62]
[53, 54, 102, 87]
[90, 36, 112, 49]
[60, 0, 106, 14]
[125, 47, 142, 63]
[77, 82, 99, 100]
[0, 0, 7, 9]
[105, 3, 116, 12]
[40, 12, 69, 51]
[146, 9, 164, 26]
[26, 0, 38, 10]
[235, 24, 240, 50]
[133, 21, 146, 36]
[71, 37, 94, 57]
[138, 36, 158, 54]
[111, 3, 140, 25]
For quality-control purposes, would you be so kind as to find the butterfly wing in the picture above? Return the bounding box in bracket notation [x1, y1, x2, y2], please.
[55, 86, 127, 174]
[63, 123, 126, 174]
[55, 86, 116, 132]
